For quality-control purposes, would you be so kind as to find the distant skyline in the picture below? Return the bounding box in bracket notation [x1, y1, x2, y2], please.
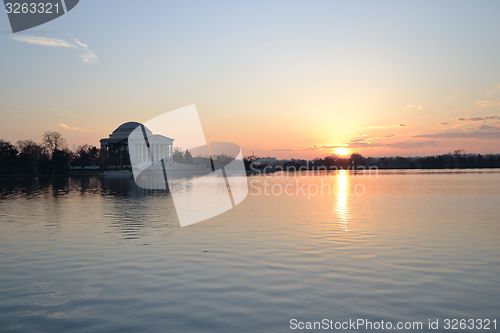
[1, 1, 500, 158]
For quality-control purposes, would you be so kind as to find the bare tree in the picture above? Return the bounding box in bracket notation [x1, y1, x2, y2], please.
[42, 131, 66, 154]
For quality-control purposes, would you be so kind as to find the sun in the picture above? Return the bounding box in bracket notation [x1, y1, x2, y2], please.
[334, 147, 350, 156]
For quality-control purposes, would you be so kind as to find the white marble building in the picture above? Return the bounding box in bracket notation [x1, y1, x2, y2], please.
[100, 122, 174, 166]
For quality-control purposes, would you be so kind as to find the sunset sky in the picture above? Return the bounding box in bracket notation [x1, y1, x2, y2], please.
[1, 0, 500, 158]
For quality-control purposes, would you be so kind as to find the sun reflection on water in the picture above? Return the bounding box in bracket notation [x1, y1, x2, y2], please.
[335, 169, 350, 230]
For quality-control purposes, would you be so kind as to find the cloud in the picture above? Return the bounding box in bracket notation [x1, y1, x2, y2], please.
[475, 100, 500, 108]
[361, 124, 407, 130]
[479, 124, 500, 131]
[80, 50, 99, 64]
[263, 148, 294, 152]
[72, 38, 99, 64]
[458, 115, 500, 121]
[415, 128, 500, 140]
[316, 138, 436, 150]
[347, 140, 437, 149]
[315, 144, 347, 149]
[385, 141, 437, 149]
[459, 117, 485, 121]
[58, 123, 86, 132]
[441, 122, 448, 125]
[402, 104, 423, 111]
[11, 35, 76, 48]
[263, 146, 320, 152]
[11, 34, 99, 64]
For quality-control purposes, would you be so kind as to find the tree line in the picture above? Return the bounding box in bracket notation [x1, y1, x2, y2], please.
[0, 131, 99, 175]
[0, 132, 232, 175]
[246, 151, 500, 172]
[2, 131, 500, 175]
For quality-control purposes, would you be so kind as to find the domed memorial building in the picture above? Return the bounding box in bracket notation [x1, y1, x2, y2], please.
[100, 122, 174, 169]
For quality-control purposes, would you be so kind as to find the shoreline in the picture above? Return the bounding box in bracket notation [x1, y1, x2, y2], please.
[1, 167, 500, 179]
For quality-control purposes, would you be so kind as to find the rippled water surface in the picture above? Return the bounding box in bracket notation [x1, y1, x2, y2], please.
[1, 171, 499, 332]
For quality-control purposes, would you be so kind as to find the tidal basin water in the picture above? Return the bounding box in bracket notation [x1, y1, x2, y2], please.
[0, 171, 499, 332]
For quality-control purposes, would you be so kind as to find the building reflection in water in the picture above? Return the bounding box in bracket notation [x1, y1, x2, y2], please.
[335, 169, 350, 231]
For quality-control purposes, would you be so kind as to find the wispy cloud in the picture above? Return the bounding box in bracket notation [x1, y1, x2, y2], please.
[72, 38, 99, 64]
[475, 100, 500, 108]
[402, 104, 423, 111]
[346, 139, 436, 149]
[415, 127, 500, 140]
[479, 124, 500, 131]
[459, 117, 484, 121]
[11, 35, 76, 48]
[458, 115, 500, 121]
[360, 124, 408, 130]
[382, 141, 437, 149]
[263, 148, 294, 152]
[313, 144, 347, 150]
[58, 123, 86, 132]
[263, 146, 320, 152]
[315, 139, 436, 150]
[11, 34, 99, 64]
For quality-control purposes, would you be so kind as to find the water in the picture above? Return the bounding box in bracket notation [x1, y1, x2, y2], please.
[0, 171, 499, 332]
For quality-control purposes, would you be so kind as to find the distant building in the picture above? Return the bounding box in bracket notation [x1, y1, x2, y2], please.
[100, 122, 174, 168]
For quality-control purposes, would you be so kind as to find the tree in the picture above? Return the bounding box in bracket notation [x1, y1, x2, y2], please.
[172, 148, 194, 164]
[183, 149, 193, 164]
[0, 140, 18, 174]
[42, 131, 66, 154]
[73, 145, 100, 167]
[17, 140, 50, 174]
[52, 148, 73, 173]
[172, 148, 184, 163]
[349, 153, 367, 167]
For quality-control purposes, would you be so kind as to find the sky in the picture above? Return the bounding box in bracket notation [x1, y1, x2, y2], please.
[1, 0, 500, 158]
